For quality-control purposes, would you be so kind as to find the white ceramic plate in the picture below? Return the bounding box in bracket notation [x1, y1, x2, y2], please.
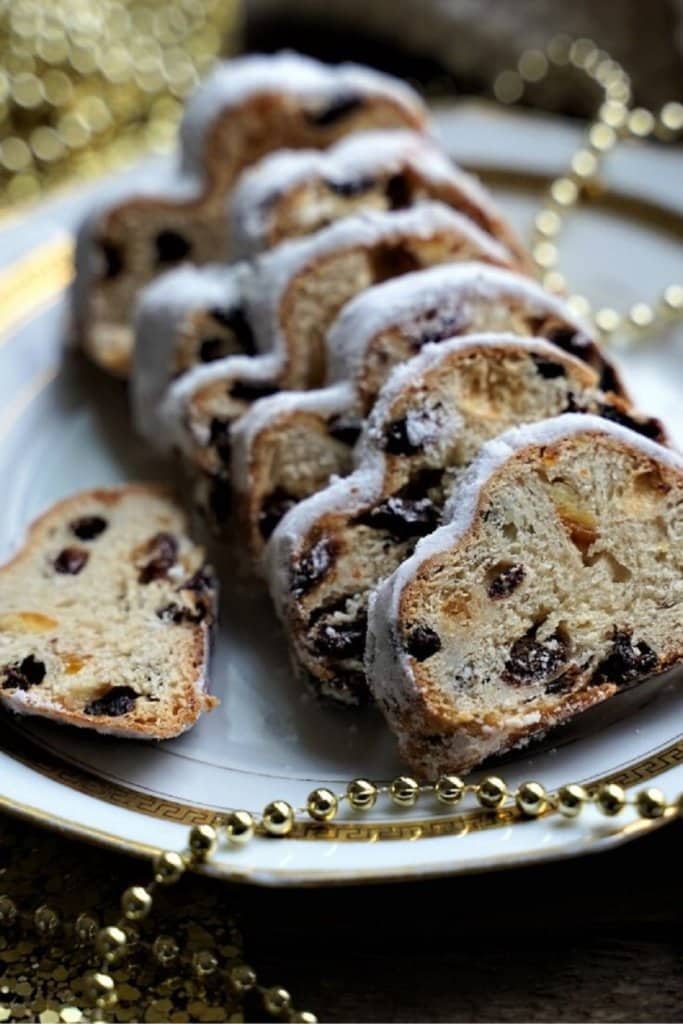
[0, 103, 681, 885]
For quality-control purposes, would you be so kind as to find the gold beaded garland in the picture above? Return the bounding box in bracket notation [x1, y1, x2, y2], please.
[224, 809, 256, 844]
[263, 985, 293, 1015]
[306, 787, 339, 822]
[121, 885, 153, 921]
[153, 850, 186, 885]
[84, 971, 117, 1009]
[435, 774, 465, 805]
[0, 895, 18, 927]
[390, 776, 420, 807]
[227, 963, 257, 993]
[188, 823, 218, 859]
[346, 778, 378, 810]
[476, 776, 508, 809]
[595, 783, 627, 816]
[263, 800, 295, 837]
[557, 783, 589, 817]
[152, 934, 180, 966]
[192, 949, 218, 977]
[95, 925, 127, 962]
[515, 781, 548, 817]
[635, 787, 667, 820]
[290, 1013, 319, 1024]
[33, 904, 60, 935]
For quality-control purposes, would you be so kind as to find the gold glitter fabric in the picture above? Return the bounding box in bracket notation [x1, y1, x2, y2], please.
[0, 815, 249, 1023]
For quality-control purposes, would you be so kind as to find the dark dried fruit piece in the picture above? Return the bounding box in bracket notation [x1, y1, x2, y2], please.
[357, 494, 439, 541]
[179, 565, 215, 594]
[414, 313, 465, 350]
[138, 532, 178, 584]
[385, 172, 412, 209]
[1, 655, 46, 691]
[405, 624, 442, 661]
[503, 627, 570, 686]
[70, 515, 108, 541]
[308, 602, 367, 660]
[259, 487, 297, 541]
[54, 547, 89, 575]
[305, 93, 364, 126]
[597, 404, 664, 442]
[327, 416, 362, 447]
[487, 563, 525, 600]
[229, 380, 280, 403]
[591, 630, 658, 687]
[326, 176, 375, 197]
[156, 601, 207, 625]
[292, 537, 335, 596]
[208, 306, 256, 356]
[198, 337, 225, 363]
[209, 418, 232, 465]
[370, 242, 420, 282]
[532, 355, 566, 380]
[100, 240, 124, 279]
[383, 417, 422, 455]
[84, 685, 138, 717]
[155, 230, 191, 265]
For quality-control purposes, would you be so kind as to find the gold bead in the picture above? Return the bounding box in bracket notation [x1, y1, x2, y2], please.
[227, 963, 257, 993]
[224, 809, 255, 844]
[263, 800, 295, 837]
[34, 904, 60, 935]
[189, 823, 218, 860]
[606, 79, 631, 103]
[594, 307, 622, 335]
[476, 776, 507, 809]
[95, 925, 127, 962]
[515, 781, 548, 817]
[571, 149, 598, 180]
[598, 100, 628, 129]
[153, 934, 179, 966]
[550, 178, 578, 207]
[263, 986, 292, 1016]
[493, 70, 523, 105]
[660, 101, 683, 133]
[662, 284, 683, 312]
[291, 1014, 318, 1024]
[547, 34, 572, 66]
[556, 783, 589, 817]
[75, 912, 99, 943]
[84, 972, 117, 1008]
[569, 38, 598, 69]
[306, 788, 338, 822]
[628, 302, 654, 329]
[346, 778, 378, 811]
[628, 108, 655, 138]
[120, 886, 153, 921]
[154, 850, 186, 885]
[595, 783, 627, 816]
[435, 774, 465, 805]
[533, 241, 558, 269]
[635, 787, 667, 820]
[518, 49, 548, 83]
[589, 123, 617, 152]
[192, 950, 218, 977]
[390, 776, 420, 807]
[534, 209, 561, 238]
[542, 271, 566, 295]
[0, 896, 18, 927]
[567, 294, 592, 319]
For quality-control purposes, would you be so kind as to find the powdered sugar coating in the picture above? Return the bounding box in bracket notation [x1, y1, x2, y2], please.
[366, 413, 683, 714]
[132, 262, 249, 448]
[228, 128, 498, 257]
[325, 262, 593, 386]
[179, 52, 429, 179]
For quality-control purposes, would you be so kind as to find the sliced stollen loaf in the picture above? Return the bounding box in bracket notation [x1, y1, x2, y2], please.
[0, 486, 217, 739]
[73, 51, 429, 377]
[266, 336, 664, 707]
[366, 415, 683, 776]
[229, 128, 530, 267]
[232, 262, 631, 560]
[157, 206, 514, 532]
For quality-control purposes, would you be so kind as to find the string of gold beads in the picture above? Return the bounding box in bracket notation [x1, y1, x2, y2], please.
[496, 36, 683, 343]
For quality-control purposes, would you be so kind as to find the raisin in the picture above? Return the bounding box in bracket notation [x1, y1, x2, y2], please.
[326, 176, 375, 197]
[208, 476, 231, 525]
[327, 416, 362, 447]
[100, 240, 124, 279]
[209, 418, 232, 465]
[598, 363, 621, 394]
[304, 668, 369, 706]
[385, 173, 412, 209]
[309, 605, 367, 660]
[591, 630, 658, 687]
[356, 494, 438, 541]
[563, 392, 586, 413]
[545, 326, 586, 356]
[1, 655, 46, 691]
[502, 627, 570, 686]
[208, 306, 256, 356]
[54, 547, 89, 575]
[597, 404, 664, 442]
[405, 624, 441, 661]
[487, 563, 525, 600]
[198, 337, 224, 363]
[383, 417, 421, 455]
[155, 230, 191, 265]
[545, 665, 580, 695]
[156, 601, 206, 625]
[178, 565, 214, 594]
[305, 93, 364, 126]
[138, 532, 178, 584]
[84, 686, 138, 717]
[291, 537, 335, 596]
[370, 243, 420, 282]
[532, 355, 566, 379]
[70, 515, 108, 541]
[259, 487, 297, 541]
[229, 380, 279, 403]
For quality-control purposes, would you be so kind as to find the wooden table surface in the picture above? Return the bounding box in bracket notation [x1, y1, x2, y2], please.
[2, 813, 680, 1022]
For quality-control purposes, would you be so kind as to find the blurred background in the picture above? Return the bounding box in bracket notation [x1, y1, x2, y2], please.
[0, 0, 680, 214]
